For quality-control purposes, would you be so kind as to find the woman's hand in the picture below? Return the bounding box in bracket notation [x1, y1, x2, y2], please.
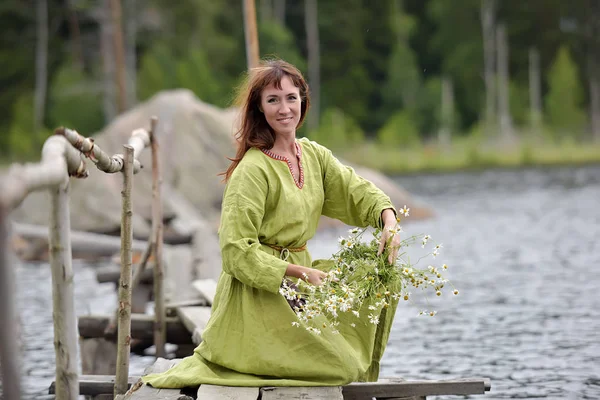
[378, 208, 401, 264]
[285, 264, 327, 286]
[303, 268, 327, 286]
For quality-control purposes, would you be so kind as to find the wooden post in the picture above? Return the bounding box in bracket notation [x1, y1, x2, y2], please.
[243, 0, 260, 70]
[115, 145, 134, 397]
[150, 117, 166, 358]
[0, 204, 22, 400]
[49, 179, 79, 400]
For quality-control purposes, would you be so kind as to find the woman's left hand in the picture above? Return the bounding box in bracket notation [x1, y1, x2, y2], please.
[378, 209, 401, 264]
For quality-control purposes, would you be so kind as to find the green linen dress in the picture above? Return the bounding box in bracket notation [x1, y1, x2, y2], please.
[142, 138, 397, 388]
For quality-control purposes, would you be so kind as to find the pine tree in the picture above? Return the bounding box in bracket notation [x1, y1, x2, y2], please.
[545, 46, 586, 140]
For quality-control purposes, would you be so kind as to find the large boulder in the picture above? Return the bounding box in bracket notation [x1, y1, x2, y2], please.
[9, 89, 432, 238]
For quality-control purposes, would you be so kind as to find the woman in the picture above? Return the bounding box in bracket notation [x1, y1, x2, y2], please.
[143, 59, 400, 388]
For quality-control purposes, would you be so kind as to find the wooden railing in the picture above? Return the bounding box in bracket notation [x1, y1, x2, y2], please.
[0, 118, 163, 400]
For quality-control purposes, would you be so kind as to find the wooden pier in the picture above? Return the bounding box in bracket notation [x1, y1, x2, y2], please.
[51, 356, 491, 400]
[55, 275, 491, 399]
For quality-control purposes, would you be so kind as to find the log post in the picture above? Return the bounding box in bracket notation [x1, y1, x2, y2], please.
[49, 178, 79, 400]
[0, 204, 21, 400]
[115, 145, 134, 396]
[150, 117, 166, 358]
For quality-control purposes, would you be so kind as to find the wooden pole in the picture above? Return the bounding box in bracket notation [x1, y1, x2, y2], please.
[243, 0, 260, 70]
[150, 117, 166, 358]
[110, 0, 127, 112]
[49, 179, 79, 400]
[115, 145, 134, 396]
[0, 204, 22, 400]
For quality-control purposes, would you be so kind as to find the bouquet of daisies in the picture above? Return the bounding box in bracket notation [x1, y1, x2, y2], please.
[279, 206, 459, 335]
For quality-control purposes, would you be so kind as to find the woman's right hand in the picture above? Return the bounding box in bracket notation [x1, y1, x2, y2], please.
[285, 264, 327, 286]
[303, 268, 327, 286]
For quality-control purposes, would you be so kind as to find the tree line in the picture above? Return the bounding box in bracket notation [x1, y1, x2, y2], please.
[1, 0, 599, 160]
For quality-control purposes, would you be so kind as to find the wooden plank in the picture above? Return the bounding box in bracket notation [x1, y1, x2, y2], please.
[96, 264, 154, 284]
[124, 384, 187, 400]
[197, 384, 260, 399]
[191, 279, 217, 305]
[48, 375, 140, 396]
[261, 386, 343, 399]
[144, 358, 182, 374]
[123, 358, 189, 400]
[166, 297, 207, 311]
[175, 306, 212, 345]
[78, 314, 193, 344]
[342, 378, 491, 398]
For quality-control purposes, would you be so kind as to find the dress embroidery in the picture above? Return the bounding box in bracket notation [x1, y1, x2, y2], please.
[261, 142, 304, 189]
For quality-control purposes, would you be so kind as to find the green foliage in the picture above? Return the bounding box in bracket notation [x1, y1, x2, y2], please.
[377, 111, 421, 148]
[137, 43, 179, 101]
[308, 108, 364, 150]
[7, 92, 50, 159]
[47, 63, 104, 136]
[509, 81, 530, 127]
[545, 46, 586, 140]
[0, 0, 596, 161]
[259, 20, 306, 73]
[176, 49, 226, 106]
[381, 4, 421, 116]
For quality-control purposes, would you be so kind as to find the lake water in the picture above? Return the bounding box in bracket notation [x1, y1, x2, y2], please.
[4, 164, 600, 399]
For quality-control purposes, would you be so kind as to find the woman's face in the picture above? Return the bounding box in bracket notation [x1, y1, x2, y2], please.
[260, 75, 301, 137]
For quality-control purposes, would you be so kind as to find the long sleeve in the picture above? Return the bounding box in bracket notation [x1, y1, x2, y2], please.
[318, 145, 395, 228]
[218, 161, 289, 294]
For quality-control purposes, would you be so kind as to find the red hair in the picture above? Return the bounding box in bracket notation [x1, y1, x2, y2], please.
[221, 59, 311, 181]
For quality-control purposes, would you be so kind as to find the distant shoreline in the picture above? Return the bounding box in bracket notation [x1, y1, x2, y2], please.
[339, 140, 600, 176]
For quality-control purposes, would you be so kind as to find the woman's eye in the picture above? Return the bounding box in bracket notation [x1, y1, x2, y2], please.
[288, 96, 297, 101]
[267, 98, 277, 103]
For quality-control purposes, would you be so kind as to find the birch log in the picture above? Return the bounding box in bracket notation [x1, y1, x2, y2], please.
[150, 117, 167, 358]
[1, 135, 87, 210]
[496, 23, 513, 141]
[529, 48, 542, 138]
[0, 205, 21, 400]
[49, 179, 79, 400]
[55, 127, 150, 174]
[481, 0, 496, 137]
[115, 145, 134, 396]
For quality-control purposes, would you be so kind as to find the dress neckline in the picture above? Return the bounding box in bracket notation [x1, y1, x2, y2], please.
[261, 142, 304, 189]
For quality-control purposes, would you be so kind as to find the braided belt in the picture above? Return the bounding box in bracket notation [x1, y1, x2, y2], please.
[263, 243, 307, 261]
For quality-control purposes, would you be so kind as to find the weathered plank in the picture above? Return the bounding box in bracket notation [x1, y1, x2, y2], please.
[175, 306, 212, 345]
[261, 386, 343, 399]
[96, 264, 155, 285]
[197, 384, 260, 399]
[191, 279, 217, 305]
[48, 375, 139, 396]
[342, 378, 491, 398]
[78, 314, 193, 344]
[122, 358, 189, 400]
[166, 298, 208, 312]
